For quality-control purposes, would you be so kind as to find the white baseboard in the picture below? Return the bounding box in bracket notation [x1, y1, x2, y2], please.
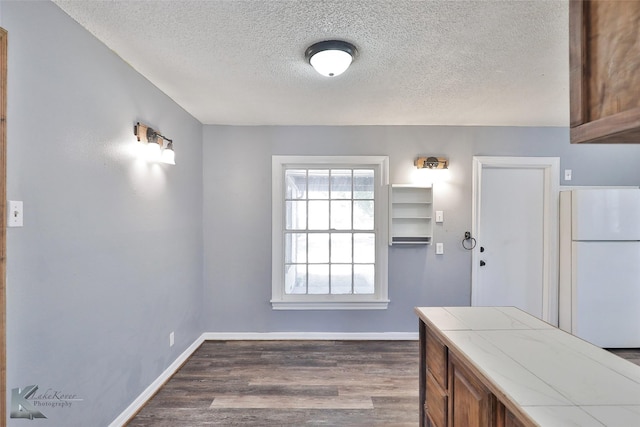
[109, 331, 417, 425]
[108, 334, 205, 427]
[202, 332, 419, 340]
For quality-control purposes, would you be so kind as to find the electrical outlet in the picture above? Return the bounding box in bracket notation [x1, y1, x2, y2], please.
[436, 243, 444, 255]
[169, 332, 175, 347]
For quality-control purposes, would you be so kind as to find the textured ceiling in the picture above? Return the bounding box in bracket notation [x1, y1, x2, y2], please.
[52, 0, 569, 126]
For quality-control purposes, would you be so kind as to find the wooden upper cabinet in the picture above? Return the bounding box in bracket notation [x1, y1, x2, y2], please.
[570, 0, 640, 143]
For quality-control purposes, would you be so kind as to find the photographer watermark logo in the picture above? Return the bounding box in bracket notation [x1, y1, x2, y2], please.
[11, 385, 83, 420]
[11, 385, 46, 419]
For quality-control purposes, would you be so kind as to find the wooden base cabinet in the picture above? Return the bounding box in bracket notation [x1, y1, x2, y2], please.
[419, 318, 533, 427]
[417, 306, 640, 426]
[422, 322, 449, 427]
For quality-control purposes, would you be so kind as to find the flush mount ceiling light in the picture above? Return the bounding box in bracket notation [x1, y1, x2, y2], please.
[305, 40, 357, 77]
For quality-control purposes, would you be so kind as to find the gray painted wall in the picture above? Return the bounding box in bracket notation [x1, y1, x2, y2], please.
[4, 0, 640, 425]
[3, 2, 203, 426]
[202, 125, 640, 332]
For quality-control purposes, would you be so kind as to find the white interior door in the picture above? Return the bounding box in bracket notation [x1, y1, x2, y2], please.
[472, 157, 559, 324]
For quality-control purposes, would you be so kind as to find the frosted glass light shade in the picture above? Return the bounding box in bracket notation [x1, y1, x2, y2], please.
[146, 141, 162, 162]
[305, 40, 357, 77]
[309, 49, 353, 77]
[161, 147, 175, 165]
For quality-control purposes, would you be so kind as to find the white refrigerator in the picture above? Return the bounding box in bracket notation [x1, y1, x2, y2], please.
[559, 188, 640, 348]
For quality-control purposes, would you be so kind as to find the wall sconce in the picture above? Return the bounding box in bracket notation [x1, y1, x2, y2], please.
[415, 156, 448, 169]
[134, 122, 175, 165]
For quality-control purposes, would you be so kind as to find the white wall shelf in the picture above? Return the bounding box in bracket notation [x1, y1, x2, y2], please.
[389, 184, 433, 245]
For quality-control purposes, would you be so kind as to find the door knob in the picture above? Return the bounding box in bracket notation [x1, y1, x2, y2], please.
[480, 260, 486, 266]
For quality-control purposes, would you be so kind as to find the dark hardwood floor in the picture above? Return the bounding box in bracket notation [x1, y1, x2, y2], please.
[126, 340, 640, 426]
[127, 340, 419, 426]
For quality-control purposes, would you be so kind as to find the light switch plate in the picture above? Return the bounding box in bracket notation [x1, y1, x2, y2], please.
[435, 210, 444, 223]
[8, 201, 23, 227]
[564, 169, 572, 181]
[436, 243, 444, 255]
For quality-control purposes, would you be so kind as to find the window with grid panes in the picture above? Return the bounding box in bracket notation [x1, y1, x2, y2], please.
[271, 156, 389, 310]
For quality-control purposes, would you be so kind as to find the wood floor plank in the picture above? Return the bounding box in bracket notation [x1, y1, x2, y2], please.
[338, 382, 419, 397]
[209, 395, 374, 410]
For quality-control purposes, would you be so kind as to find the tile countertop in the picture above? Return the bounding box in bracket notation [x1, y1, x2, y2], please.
[415, 306, 640, 427]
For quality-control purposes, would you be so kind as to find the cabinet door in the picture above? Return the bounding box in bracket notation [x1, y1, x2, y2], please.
[569, 0, 640, 143]
[450, 357, 493, 427]
[426, 328, 447, 389]
[426, 372, 447, 427]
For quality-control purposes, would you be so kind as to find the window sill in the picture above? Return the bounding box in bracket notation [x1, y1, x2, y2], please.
[271, 300, 390, 310]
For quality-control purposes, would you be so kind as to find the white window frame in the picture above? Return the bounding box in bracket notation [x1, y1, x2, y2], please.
[271, 155, 389, 310]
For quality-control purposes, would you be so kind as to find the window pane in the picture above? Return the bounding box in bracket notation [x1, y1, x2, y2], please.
[353, 169, 374, 199]
[330, 201, 351, 230]
[308, 170, 329, 199]
[277, 161, 384, 304]
[285, 169, 306, 199]
[285, 233, 306, 263]
[353, 201, 374, 230]
[284, 264, 306, 294]
[308, 201, 329, 230]
[354, 264, 374, 294]
[354, 233, 375, 263]
[308, 233, 329, 263]
[285, 201, 306, 230]
[331, 264, 352, 294]
[308, 265, 329, 294]
[330, 170, 352, 199]
[331, 233, 352, 263]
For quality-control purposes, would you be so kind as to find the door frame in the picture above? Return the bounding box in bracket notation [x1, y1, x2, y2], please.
[471, 156, 559, 325]
[1, 26, 7, 422]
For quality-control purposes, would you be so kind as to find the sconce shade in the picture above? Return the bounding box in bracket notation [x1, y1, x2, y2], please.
[305, 40, 357, 77]
[161, 141, 175, 165]
[146, 139, 162, 162]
